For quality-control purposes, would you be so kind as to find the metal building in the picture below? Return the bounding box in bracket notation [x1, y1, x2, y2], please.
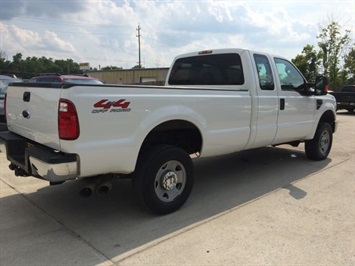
[88, 68, 169, 85]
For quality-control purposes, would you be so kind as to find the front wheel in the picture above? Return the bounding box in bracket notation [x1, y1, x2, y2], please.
[305, 122, 333, 160]
[133, 145, 194, 215]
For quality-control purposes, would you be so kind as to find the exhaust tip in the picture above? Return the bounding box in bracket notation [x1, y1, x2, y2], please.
[97, 184, 112, 195]
[79, 187, 93, 198]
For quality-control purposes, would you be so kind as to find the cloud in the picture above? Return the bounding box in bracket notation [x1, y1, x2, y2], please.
[207, 1, 241, 23]
[239, 4, 312, 41]
[0, 0, 353, 69]
[0, 23, 75, 56]
[0, 0, 88, 19]
[0, 0, 25, 20]
[42, 31, 76, 52]
[27, 0, 86, 17]
[0, 23, 42, 52]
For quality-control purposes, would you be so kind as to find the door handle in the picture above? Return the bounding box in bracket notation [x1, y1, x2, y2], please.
[23, 91, 31, 102]
[280, 98, 285, 110]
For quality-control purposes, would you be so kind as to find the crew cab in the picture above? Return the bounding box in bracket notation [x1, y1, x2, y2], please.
[0, 48, 337, 214]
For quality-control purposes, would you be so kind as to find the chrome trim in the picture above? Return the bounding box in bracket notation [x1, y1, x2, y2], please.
[29, 156, 78, 182]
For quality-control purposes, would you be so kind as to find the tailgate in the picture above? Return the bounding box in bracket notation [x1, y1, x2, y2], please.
[6, 83, 62, 150]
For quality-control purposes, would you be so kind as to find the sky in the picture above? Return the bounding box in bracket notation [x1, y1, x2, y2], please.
[0, 0, 354, 70]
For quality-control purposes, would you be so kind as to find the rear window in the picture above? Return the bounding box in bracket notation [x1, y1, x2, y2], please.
[168, 53, 244, 85]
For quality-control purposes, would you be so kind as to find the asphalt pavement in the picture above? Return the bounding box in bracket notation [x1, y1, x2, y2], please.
[0, 112, 354, 265]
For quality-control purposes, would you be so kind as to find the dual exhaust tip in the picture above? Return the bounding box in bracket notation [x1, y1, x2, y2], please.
[9, 162, 113, 198]
[79, 179, 112, 198]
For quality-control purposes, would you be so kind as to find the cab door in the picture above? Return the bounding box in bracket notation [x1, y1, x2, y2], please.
[247, 53, 279, 149]
[271, 58, 316, 145]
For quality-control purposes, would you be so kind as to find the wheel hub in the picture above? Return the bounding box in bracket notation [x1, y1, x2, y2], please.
[161, 171, 178, 191]
[320, 131, 330, 152]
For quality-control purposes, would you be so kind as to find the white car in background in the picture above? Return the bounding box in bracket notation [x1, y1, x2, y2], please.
[0, 75, 23, 124]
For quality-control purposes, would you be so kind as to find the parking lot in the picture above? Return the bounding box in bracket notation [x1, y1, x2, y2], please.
[0, 112, 354, 265]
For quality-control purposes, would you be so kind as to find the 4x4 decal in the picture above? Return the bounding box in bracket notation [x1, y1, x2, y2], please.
[92, 99, 131, 113]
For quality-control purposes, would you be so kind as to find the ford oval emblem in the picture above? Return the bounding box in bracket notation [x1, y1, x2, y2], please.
[22, 110, 31, 119]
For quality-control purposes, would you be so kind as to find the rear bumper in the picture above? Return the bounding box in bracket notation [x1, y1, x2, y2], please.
[0, 131, 79, 183]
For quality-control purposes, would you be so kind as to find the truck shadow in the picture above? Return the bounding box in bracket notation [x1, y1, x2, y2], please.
[0, 145, 331, 264]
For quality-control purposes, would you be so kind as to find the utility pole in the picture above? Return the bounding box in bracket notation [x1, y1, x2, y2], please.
[136, 24, 142, 68]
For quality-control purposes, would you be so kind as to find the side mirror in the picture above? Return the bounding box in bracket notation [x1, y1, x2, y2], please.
[315, 76, 328, 95]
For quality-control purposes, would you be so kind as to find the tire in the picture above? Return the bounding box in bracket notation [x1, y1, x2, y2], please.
[305, 122, 333, 161]
[132, 145, 194, 215]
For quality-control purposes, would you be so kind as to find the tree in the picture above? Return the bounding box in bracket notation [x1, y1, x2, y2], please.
[12, 53, 23, 64]
[0, 50, 7, 60]
[292, 19, 353, 86]
[54, 59, 81, 74]
[4, 53, 23, 76]
[101, 66, 123, 70]
[132, 65, 144, 69]
[0, 50, 11, 74]
[0, 53, 85, 78]
[292, 45, 320, 82]
[343, 47, 355, 84]
[317, 20, 351, 86]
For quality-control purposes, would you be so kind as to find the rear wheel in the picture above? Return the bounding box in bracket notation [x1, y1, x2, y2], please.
[133, 145, 194, 215]
[305, 122, 333, 160]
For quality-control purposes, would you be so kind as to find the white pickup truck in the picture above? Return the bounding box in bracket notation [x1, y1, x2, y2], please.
[0, 48, 337, 214]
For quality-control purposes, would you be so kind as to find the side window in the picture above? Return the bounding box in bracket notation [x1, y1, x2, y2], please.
[253, 54, 274, 90]
[274, 58, 304, 90]
[37, 77, 51, 82]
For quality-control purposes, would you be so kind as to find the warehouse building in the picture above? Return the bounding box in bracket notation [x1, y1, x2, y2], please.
[87, 67, 169, 85]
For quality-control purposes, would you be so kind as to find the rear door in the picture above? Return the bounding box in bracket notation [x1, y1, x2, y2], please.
[6, 83, 62, 150]
[248, 53, 279, 148]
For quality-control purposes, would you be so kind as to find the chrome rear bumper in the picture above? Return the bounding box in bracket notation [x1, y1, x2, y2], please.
[0, 131, 79, 183]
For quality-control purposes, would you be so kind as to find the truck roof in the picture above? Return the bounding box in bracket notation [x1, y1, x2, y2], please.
[174, 48, 284, 58]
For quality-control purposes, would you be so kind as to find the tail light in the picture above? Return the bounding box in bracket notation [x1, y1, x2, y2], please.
[58, 99, 80, 140]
